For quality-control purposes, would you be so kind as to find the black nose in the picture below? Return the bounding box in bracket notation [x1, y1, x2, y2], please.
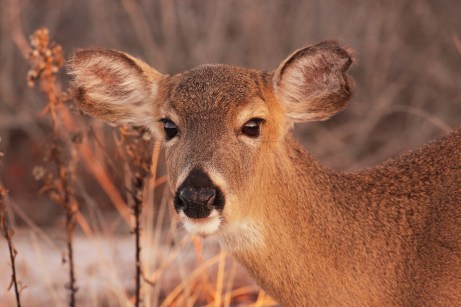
[174, 168, 225, 219]
[179, 187, 216, 207]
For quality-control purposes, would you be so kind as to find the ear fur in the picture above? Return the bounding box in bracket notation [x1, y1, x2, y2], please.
[67, 48, 165, 130]
[273, 41, 354, 122]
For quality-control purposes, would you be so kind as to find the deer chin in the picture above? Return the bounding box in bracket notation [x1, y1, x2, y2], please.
[179, 210, 222, 237]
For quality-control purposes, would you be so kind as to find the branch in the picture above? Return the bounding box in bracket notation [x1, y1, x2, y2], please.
[1, 187, 22, 307]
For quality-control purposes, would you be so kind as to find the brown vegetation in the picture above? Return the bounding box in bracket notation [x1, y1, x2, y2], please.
[27, 28, 79, 306]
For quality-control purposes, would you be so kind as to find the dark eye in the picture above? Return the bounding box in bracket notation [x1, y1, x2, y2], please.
[241, 118, 263, 138]
[160, 119, 178, 140]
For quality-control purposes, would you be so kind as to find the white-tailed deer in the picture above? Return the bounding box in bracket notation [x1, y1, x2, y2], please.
[68, 41, 461, 306]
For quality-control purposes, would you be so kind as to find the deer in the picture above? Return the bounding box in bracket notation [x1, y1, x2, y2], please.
[68, 41, 461, 306]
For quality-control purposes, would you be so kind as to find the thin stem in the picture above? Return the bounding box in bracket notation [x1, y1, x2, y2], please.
[133, 176, 143, 307]
[27, 28, 79, 307]
[1, 191, 22, 307]
[66, 207, 77, 307]
[119, 127, 151, 307]
[48, 91, 78, 307]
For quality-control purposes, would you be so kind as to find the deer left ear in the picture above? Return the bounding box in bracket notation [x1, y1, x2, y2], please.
[273, 41, 354, 122]
[67, 48, 166, 133]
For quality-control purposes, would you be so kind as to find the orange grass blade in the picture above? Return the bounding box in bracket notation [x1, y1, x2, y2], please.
[59, 106, 131, 224]
[214, 249, 226, 307]
[228, 285, 260, 302]
[75, 212, 93, 236]
[254, 290, 266, 307]
[79, 144, 131, 223]
[159, 254, 221, 307]
[142, 236, 190, 285]
[150, 140, 162, 188]
[223, 259, 238, 307]
[192, 236, 203, 260]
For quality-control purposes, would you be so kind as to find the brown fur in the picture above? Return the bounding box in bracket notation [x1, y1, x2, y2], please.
[230, 131, 461, 306]
[68, 41, 461, 306]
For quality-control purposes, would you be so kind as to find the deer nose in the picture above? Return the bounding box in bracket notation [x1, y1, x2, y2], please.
[179, 187, 216, 208]
[176, 186, 218, 219]
[174, 168, 225, 219]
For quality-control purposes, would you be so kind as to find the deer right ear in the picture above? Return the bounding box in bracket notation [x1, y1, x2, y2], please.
[68, 48, 166, 132]
[273, 41, 354, 122]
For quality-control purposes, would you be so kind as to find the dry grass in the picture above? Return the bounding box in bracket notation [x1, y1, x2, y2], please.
[1, 26, 276, 306]
[27, 28, 79, 306]
[0, 1, 460, 306]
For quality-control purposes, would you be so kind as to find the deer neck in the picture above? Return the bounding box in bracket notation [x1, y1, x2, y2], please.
[219, 134, 355, 305]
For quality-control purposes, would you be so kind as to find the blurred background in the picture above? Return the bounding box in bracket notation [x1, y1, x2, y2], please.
[0, 0, 460, 306]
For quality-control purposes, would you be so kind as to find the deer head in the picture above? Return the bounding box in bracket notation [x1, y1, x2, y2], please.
[68, 41, 353, 238]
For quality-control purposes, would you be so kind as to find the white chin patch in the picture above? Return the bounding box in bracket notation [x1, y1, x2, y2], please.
[180, 210, 221, 237]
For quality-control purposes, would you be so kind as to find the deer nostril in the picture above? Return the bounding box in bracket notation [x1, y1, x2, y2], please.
[179, 187, 216, 208]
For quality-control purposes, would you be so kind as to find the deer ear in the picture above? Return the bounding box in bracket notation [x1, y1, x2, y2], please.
[68, 48, 166, 131]
[273, 41, 354, 122]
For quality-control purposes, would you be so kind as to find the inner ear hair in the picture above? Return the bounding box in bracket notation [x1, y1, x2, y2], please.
[274, 40, 355, 123]
[67, 48, 165, 131]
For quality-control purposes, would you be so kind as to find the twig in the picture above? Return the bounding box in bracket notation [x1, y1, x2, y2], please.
[133, 175, 143, 307]
[27, 28, 79, 307]
[61, 145, 79, 307]
[117, 126, 152, 307]
[0, 187, 22, 307]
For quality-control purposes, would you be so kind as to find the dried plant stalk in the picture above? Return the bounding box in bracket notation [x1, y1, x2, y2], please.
[27, 28, 79, 307]
[117, 126, 152, 306]
[133, 174, 143, 307]
[0, 186, 22, 307]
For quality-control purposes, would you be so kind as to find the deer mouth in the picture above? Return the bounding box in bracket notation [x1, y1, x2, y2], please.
[179, 210, 222, 237]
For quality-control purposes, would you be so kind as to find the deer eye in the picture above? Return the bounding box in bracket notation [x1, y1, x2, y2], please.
[160, 119, 178, 140]
[241, 118, 264, 138]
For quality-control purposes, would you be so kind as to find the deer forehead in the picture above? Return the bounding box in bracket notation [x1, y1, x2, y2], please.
[163, 64, 270, 120]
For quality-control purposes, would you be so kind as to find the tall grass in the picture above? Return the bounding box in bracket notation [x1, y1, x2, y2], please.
[0, 27, 276, 306]
[27, 28, 79, 306]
